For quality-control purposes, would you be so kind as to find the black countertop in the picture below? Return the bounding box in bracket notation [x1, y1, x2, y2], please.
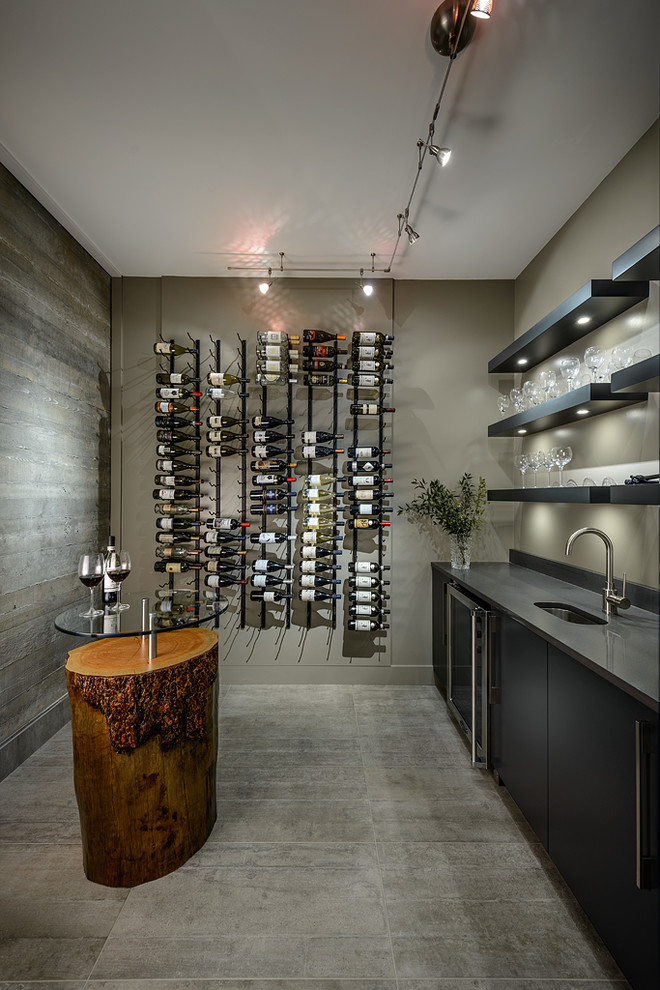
[432, 561, 659, 711]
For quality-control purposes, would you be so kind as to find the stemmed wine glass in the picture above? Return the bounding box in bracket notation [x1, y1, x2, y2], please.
[527, 450, 543, 488]
[78, 553, 104, 617]
[584, 346, 606, 382]
[559, 356, 581, 391]
[106, 549, 132, 611]
[538, 369, 556, 402]
[497, 394, 511, 417]
[541, 449, 555, 486]
[509, 388, 524, 413]
[514, 453, 530, 489]
[553, 446, 573, 487]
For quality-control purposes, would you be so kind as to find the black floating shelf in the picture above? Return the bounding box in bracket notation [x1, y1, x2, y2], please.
[609, 484, 660, 505]
[487, 383, 648, 438]
[610, 354, 660, 394]
[612, 225, 660, 282]
[488, 280, 649, 374]
[488, 485, 659, 505]
[488, 487, 609, 503]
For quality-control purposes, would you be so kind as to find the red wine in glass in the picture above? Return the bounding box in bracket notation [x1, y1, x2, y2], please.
[107, 550, 131, 610]
[78, 553, 104, 617]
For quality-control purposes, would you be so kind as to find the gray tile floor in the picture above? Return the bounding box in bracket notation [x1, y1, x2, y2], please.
[0, 683, 631, 989]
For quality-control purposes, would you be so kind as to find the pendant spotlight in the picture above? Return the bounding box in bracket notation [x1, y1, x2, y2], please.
[360, 270, 374, 297]
[258, 269, 273, 295]
[470, 0, 493, 19]
[429, 144, 451, 167]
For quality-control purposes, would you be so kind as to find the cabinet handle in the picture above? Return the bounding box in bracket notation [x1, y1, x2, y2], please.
[635, 719, 654, 890]
[471, 611, 478, 766]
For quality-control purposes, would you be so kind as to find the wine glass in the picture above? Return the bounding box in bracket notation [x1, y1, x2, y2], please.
[497, 394, 511, 417]
[633, 348, 652, 364]
[509, 388, 524, 413]
[523, 380, 542, 407]
[527, 450, 543, 488]
[514, 453, 530, 489]
[611, 344, 632, 371]
[106, 550, 132, 611]
[538, 369, 556, 401]
[559, 356, 581, 391]
[584, 346, 606, 382]
[554, 446, 573, 487]
[78, 553, 104, 617]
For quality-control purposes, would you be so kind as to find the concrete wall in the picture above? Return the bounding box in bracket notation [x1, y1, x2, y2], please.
[510, 120, 659, 589]
[0, 164, 111, 779]
[111, 276, 514, 683]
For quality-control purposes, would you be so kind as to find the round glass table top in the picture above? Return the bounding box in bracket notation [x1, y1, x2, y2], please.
[55, 590, 228, 639]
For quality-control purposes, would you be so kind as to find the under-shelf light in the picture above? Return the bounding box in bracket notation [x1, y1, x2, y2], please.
[576, 315, 591, 326]
[576, 409, 590, 416]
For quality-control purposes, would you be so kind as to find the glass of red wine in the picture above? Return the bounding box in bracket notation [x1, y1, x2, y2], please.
[78, 553, 105, 617]
[106, 549, 132, 611]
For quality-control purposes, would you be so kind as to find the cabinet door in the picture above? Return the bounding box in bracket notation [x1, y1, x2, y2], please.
[432, 570, 447, 695]
[490, 616, 548, 846]
[548, 646, 659, 990]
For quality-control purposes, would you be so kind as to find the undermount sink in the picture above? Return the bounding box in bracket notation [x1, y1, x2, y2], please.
[534, 602, 607, 625]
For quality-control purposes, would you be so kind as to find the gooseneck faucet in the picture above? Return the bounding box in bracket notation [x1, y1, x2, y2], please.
[565, 527, 631, 620]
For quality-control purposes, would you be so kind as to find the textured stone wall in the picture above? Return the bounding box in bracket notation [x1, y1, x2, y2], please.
[0, 163, 111, 777]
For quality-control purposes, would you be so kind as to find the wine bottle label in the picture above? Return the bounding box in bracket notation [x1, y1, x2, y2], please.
[252, 575, 268, 587]
[352, 475, 377, 486]
[299, 589, 319, 601]
[355, 346, 376, 358]
[354, 490, 375, 500]
[159, 476, 176, 486]
[254, 474, 278, 484]
[260, 360, 286, 372]
[208, 517, 237, 530]
[158, 517, 174, 529]
[154, 341, 172, 354]
[208, 373, 228, 386]
[207, 388, 226, 399]
[262, 591, 276, 602]
[353, 562, 372, 573]
[157, 489, 176, 499]
[353, 461, 378, 472]
[261, 345, 282, 358]
[351, 619, 372, 631]
[253, 560, 270, 572]
[260, 331, 286, 343]
[357, 333, 377, 345]
[353, 575, 377, 587]
[352, 590, 373, 602]
[159, 460, 174, 471]
[169, 373, 184, 384]
[156, 401, 172, 413]
[253, 431, 271, 443]
[253, 447, 271, 459]
[354, 361, 377, 372]
[353, 604, 373, 615]
[299, 575, 323, 587]
[353, 375, 377, 387]
[353, 519, 375, 529]
[358, 504, 375, 515]
[159, 388, 180, 399]
[157, 533, 174, 543]
[165, 562, 183, 572]
[300, 561, 319, 573]
[256, 532, 277, 543]
[206, 575, 223, 587]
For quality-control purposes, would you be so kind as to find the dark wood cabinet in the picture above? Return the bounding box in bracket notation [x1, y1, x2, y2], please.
[431, 568, 448, 695]
[490, 616, 548, 847]
[547, 645, 659, 990]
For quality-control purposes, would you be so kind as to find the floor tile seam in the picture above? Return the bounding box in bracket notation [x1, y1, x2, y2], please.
[370, 812, 402, 990]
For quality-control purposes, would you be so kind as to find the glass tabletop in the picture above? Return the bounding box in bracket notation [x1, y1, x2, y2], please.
[55, 590, 228, 639]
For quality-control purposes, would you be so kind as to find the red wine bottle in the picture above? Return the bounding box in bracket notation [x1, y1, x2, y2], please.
[347, 519, 391, 530]
[252, 415, 294, 428]
[303, 330, 347, 343]
[348, 619, 390, 631]
[298, 575, 341, 587]
[154, 560, 201, 573]
[249, 589, 294, 602]
[299, 588, 341, 601]
[301, 344, 347, 358]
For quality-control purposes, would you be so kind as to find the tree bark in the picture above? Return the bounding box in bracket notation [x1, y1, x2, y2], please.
[65, 627, 218, 887]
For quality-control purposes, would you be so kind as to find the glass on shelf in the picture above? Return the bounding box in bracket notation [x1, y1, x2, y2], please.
[106, 550, 132, 611]
[552, 446, 572, 487]
[541, 450, 555, 486]
[611, 344, 633, 371]
[514, 453, 530, 488]
[527, 450, 543, 488]
[523, 380, 542, 407]
[509, 388, 524, 413]
[538, 369, 556, 401]
[633, 348, 652, 363]
[559, 356, 581, 391]
[584, 346, 606, 382]
[497, 394, 511, 417]
[78, 553, 104, 617]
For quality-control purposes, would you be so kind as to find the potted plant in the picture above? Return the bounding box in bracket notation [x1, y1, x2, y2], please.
[399, 473, 488, 569]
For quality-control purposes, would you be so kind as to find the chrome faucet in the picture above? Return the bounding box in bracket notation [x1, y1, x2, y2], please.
[565, 527, 631, 620]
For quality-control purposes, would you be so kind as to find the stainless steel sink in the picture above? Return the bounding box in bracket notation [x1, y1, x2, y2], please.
[534, 602, 607, 625]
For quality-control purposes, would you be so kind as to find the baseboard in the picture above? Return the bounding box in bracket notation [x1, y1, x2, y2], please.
[0, 695, 70, 781]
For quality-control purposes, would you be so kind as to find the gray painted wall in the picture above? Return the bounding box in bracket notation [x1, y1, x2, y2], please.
[512, 120, 659, 589]
[0, 164, 111, 778]
[111, 276, 514, 683]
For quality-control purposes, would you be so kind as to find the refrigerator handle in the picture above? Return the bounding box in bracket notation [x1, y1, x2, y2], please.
[470, 609, 478, 765]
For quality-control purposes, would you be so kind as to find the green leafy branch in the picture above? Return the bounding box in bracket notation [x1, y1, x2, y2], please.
[398, 473, 488, 536]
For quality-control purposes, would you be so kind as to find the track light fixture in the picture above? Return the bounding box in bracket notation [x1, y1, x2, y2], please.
[360, 269, 374, 296]
[429, 144, 451, 166]
[258, 269, 273, 294]
[470, 0, 493, 19]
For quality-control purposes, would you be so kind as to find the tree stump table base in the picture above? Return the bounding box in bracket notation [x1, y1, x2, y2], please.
[65, 627, 218, 887]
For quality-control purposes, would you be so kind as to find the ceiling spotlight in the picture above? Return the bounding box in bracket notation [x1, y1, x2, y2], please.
[471, 0, 493, 18]
[360, 270, 375, 297]
[258, 269, 273, 294]
[429, 144, 451, 166]
[405, 223, 420, 245]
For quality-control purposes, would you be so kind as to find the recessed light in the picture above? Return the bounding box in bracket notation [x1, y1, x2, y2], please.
[517, 358, 528, 366]
[576, 316, 591, 326]
[576, 409, 589, 415]
[517, 429, 527, 435]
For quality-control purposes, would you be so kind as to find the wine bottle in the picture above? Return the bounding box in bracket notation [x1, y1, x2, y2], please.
[349, 403, 395, 416]
[205, 574, 247, 588]
[156, 429, 201, 445]
[249, 589, 294, 602]
[348, 619, 390, 631]
[301, 445, 344, 458]
[347, 446, 391, 458]
[304, 503, 338, 517]
[156, 516, 202, 531]
[303, 516, 345, 529]
[299, 575, 341, 588]
[154, 341, 198, 356]
[155, 387, 202, 400]
[204, 530, 247, 545]
[251, 574, 294, 587]
[208, 387, 249, 400]
[155, 415, 202, 430]
[102, 535, 118, 606]
[349, 474, 394, 487]
[206, 444, 244, 458]
[347, 504, 394, 515]
[250, 459, 297, 472]
[252, 415, 294, 428]
[252, 560, 294, 574]
[348, 575, 391, 589]
[156, 372, 201, 386]
[154, 502, 201, 515]
[301, 531, 338, 545]
[256, 359, 297, 373]
[155, 400, 199, 415]
[352, 332, 394, 345]
[156, 444, 201, 458]
[350, 359, 393, 373]
[255, 372, 297, 386]
[348, 490, 394, 502]
[206, 415, 246, 428]
[205, 560, 246, 573]
[206, 431, 243, 445]
[300, 359, 344, 373]
[301, 431, 343, 444]
[153, 488, 198, 501]
[305, 473, 346, 485]
[302, 330, 347, 343]
[300, 545, 341, 558]
[156, 531, 200, 545]
[349, 589, 389, 603]
[349, 603, 391, 617]
[252, 473, 296, 485]
[154, 560, 201, 573]
[153, 600, 197, 615]
[301, 344, 347, 358]
[205, 545, 247, 558]
[348, 561, 390, 573]
[302, 375, 348, 387]
[348, 374, 393, 388]
[250, 504, 295, 516]
[252, 444, 292, 459]
[351, 344, 393, 358]
[249, 487, 291, 500]
[206, 516, 248, 530]
[250, 532, 296, 544]
[299, 589, 341, 601]
[347, 519, 391, 530]
[347, 460, 392, 473]
[154, 474, 200, 487]
[253, 430, 295, 444]
[155, 547, 202, 561]
[256, 344, 294, 358]
[300, 487, 336, 502]
[300, 560, 341, 574]
[207, 372, 249, 387]
[256, 330, 300, 345]
[155, 458, 200, 473]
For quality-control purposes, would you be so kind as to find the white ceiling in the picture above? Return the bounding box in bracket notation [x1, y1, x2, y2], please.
[1, 0, 658, 281]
